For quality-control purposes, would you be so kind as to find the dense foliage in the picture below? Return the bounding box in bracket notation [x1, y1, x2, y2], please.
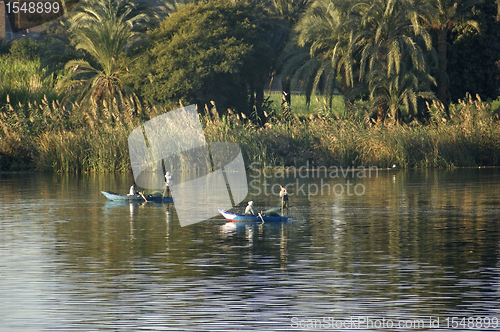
[282, 0, 500, 122]
[36, 0, 500, 121]
[53, 0, 157, 105]
[128, 0, 275, 118]
[284, 0, 437, 123]
[447, 0, 500, 102]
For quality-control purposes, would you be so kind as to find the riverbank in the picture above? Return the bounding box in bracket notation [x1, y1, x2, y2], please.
[1, 93, 499, 172]
[204, 95, 499, 169]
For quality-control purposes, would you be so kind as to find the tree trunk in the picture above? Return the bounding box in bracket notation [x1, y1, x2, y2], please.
[255, 82, 265, 125]
[268, 70, 276, 96]
[437, 29, 450, 116]
[246, 81, 255, 120]
[340, 71, 352, 116]
[282, 79, 291, 105]
[376, 101, 387, 124]
[281, 79, 292, 121]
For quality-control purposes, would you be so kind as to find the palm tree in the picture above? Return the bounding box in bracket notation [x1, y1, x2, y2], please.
[423, 0, 481, 114]
[49, 0, 158, 105]
[269, 0, 311, 25]
[266, 0, 311, 115]
[367, 69, 436, 123]
[289, 0, 349, 98]
[349, 0, 435, 122]
[287, 0, 436, 123]
[280, 44, 324, 108]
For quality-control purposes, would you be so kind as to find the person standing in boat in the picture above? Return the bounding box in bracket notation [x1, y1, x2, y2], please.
[129, 183, 137, 196]
[245, 201, 257, 216]
[279, 185, 289, 208]
[165, 172, 173, 197]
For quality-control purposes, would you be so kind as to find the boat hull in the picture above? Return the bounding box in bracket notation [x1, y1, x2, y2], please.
[101, 191, 173, 203]
[218, 209, 290, 223]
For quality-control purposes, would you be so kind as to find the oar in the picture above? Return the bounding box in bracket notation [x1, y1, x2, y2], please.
[258, 212, 265, 224]
[139, 191, 147, 203]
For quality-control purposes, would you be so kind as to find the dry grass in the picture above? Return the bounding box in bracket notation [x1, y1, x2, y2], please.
[1, 93, 499, 172]
[203, 93, 500, 168]
[0, 94, 163, 172]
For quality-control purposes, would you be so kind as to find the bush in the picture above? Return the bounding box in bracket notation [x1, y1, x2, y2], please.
[129, 0, 274, 116]
[9, 38, 41, 61]
[491, 97, 500, 116]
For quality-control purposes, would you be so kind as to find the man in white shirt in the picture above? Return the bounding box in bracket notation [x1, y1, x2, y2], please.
[165, 172, 173, 197]
[244, 201, 257, 216]
[129, 183, 137, 196]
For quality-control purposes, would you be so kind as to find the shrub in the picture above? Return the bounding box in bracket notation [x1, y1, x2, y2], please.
[9, 38, 41, 61]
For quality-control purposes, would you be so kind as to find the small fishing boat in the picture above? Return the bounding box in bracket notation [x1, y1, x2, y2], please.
[218, 208, 291, 223]
[101, 191, 173, 203]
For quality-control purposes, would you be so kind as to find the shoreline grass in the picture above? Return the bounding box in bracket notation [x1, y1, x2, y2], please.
[200, 94, 500, 169]
[0, 85, 499, 172]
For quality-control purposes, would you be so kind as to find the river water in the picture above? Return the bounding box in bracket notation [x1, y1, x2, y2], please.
[1, 169, 500, 331]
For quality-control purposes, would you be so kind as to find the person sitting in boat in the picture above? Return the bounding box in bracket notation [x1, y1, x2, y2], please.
[245, 201, 257, 216]
[129, 183, 137, 196]
[279, 185, 289, 208]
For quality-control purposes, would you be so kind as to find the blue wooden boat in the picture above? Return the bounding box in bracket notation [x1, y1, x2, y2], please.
[218, 209, 291, 223]
[101, 191, 173, 203]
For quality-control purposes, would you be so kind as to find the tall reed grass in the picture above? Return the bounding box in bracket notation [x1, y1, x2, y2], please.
[0, 94, 164, 172]
[203, 93, 500, 168]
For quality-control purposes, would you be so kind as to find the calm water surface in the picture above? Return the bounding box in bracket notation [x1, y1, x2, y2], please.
[1, 169, 500, 331]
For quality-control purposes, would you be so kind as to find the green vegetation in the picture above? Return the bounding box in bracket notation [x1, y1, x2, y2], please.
[203, 93, 500, 168]
[266, 92, 346, 117]
[42, 0, 158, 106]
[284, 0, 436, 123]
[0, 56, 58, 107]
[1, 93, 498, 172]
[128, 0, 275, 120]
[1, 0, 499, 172]
[0, 94, 163, 171]
[9, 38, 41, 61]
[447, 0, 500, 102]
